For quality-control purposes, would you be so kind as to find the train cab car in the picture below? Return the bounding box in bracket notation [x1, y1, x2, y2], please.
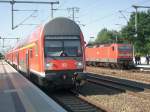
[5, 17, 86, 88]
[43, 18, 86, 87]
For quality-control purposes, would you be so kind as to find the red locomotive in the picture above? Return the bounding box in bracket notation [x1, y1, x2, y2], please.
[5, 17, 86, 88]
[85, 43, 133, 69]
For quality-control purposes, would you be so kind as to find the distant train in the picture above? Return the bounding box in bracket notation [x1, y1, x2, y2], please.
[5, 17, 86, 89]
[85, 43, 134, 69]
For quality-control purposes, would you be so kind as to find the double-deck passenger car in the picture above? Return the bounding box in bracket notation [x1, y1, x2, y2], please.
[5, 17, 86, 88]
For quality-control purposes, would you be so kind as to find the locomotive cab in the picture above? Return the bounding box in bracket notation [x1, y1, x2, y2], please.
[117, 44, 134, 68]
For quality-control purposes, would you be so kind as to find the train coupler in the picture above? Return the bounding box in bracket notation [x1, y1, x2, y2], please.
[72, 72, 87, 89]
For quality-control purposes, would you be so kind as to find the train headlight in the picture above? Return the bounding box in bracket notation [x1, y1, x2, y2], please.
[45, 63, 53, 69]
[46, 63, 50, 67]
[76, 61, 83, 69]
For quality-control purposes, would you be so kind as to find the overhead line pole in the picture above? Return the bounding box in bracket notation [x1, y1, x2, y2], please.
[11, 0, 14, 29]
[51, 2, 59, 19]
[67, 7, 79, 21]
[0, 0, 59, 29]
[0, 37, 19, 48]
[132, 5, 138, 37]
[51, 3, 54, 19]
[132, 5, 150, 37]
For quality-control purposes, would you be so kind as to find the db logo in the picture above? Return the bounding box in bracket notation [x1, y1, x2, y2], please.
[62, 63, 67, 68]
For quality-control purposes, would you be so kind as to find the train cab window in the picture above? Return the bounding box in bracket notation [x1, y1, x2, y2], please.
[45, 39, 82, 57]
[64, 40, 82, 56]
[45, 41, 63, 57]
[118, 46, 132, 51]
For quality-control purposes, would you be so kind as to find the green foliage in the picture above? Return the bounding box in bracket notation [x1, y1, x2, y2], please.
[92, 10, 150, 56]
[95, 28, 112, 43]
[95, 28, 123, 44]
[121, 10, 150, 55]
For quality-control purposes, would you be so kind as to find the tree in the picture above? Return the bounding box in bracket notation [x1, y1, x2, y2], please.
[95, 28, 122, 44]
[121, 10, 150, 55]
[95, 28, 112, 43]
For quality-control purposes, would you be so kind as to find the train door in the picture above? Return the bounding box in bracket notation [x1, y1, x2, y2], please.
[26, 50, 30, 78]
[11, 53, 13, 64]
[16, 52, 19, 70]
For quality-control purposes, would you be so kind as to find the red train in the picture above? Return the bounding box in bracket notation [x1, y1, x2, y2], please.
[5, 17, 86, 88]
[85, 43, 134, 69]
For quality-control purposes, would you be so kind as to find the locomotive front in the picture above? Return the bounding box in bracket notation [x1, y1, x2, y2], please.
[117, 44, 133, 68]
[43, 18, 86, 88]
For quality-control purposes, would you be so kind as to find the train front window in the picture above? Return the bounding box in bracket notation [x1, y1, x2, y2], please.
[45, 41, 63, 57]
[64, 41, 81, 56]
[45, 40, 82, 57]
[118, 46, 132, 51]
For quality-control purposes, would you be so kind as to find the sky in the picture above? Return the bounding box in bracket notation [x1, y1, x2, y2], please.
[0, 0, 150, 53]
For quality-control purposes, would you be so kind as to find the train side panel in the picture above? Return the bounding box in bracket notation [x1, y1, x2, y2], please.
[86, 44, 118, 63]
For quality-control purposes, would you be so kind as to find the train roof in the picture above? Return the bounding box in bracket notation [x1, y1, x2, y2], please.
[44, 17, 81, 36]
[9, 17, 82, 51]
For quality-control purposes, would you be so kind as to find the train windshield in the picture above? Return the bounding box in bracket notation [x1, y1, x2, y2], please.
[45, 40, 82, 57]
[118, 45, 132, 51]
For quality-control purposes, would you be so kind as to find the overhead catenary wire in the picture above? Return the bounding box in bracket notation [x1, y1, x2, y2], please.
[84, 0, 150, 26]
[0, 0, 59, 29]
[1, 0, 150, 52]
[79, 0, 107, 18]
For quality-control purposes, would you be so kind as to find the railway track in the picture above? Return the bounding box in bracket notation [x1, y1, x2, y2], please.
[3, 61, 108, 112]
[87, 73, 144, 91]
[87, 66, 150, 83]
[3, 60, 150, 111]
[2, 61, 108, 112]
[86, 65, 150, 75]
[86, 73, 150, 101]
[49, 90, 109, 112]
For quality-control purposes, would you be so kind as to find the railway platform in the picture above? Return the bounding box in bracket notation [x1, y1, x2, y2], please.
[134, 57, 150, 70]
[0, 60, 67, 112]
[136, 64, 150, 68]
[135, 64, 150, 71]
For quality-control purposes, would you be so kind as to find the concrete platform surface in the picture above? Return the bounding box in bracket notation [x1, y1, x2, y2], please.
[136, 64, 150, 69]
[0, 60, 67, 112]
